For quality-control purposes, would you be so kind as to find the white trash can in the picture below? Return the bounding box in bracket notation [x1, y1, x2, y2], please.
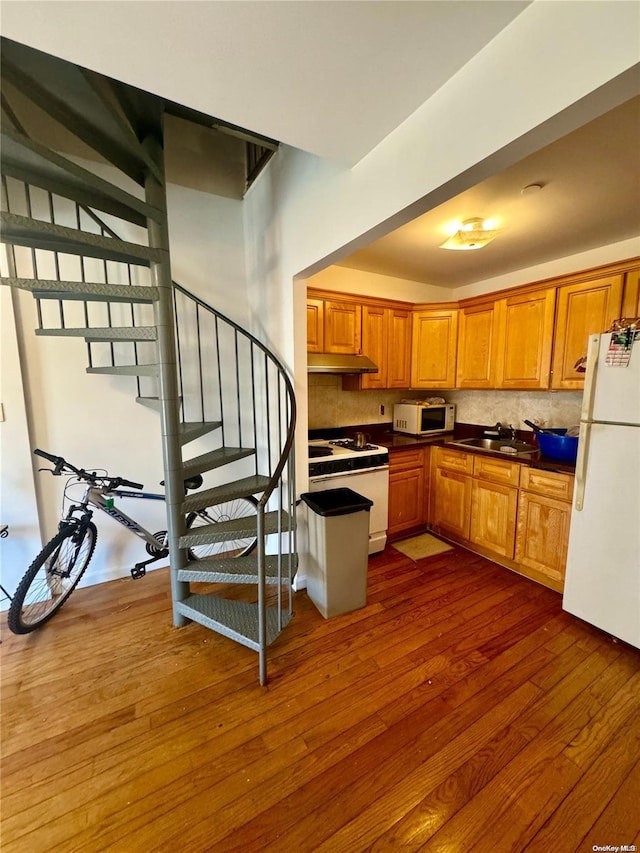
[300, 488, 373, 619]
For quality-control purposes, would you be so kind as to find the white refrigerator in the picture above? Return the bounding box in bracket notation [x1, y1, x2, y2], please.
[563, 331, 640, 649]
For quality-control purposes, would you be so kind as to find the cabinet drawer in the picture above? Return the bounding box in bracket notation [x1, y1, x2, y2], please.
[520, 467, 574, 502]
[435, 447, 474, 475]
[389, 447, 425, 472]
[473, 455, 521, 487]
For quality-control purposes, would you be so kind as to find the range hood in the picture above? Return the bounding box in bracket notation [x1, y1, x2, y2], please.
[307, 353, 379, 374]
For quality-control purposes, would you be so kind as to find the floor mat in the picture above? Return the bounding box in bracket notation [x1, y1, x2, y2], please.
[392, 532, 453, 561]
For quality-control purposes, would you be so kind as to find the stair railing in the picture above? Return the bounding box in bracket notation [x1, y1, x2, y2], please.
[173, 282, 297, 680]
[2, 168, 297, 683]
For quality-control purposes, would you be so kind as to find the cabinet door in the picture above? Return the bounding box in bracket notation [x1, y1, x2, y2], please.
[621, 268, 640, 318]
[552, 275, 623, 389]
[456, 302, 499, 389]
[411, 309, 458, 389]
[388, 468, 425, 537]
[360, 304, 388, 390]
[306, 298, 324, 353]
[495, 288, 556, 389]
[515, 491, 572, 584]
[324, 300, 362, 354]
[387, 309, 412, 389]
[470, 479, 518, 559]
[432, 467, 471, 540]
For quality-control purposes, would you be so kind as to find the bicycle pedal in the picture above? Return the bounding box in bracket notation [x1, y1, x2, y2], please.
[130, 565, 146, 580]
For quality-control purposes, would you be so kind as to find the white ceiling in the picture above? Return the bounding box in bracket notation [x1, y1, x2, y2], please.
[338, 95, 640, 287]
[1, 1, 531, 165]
[2, 1, 639, 290]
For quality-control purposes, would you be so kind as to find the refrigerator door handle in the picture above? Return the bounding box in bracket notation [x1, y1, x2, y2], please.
[574, 420, 591, 511]
[580, 334, 601, 422]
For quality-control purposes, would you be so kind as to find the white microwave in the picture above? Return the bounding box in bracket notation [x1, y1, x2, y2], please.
[393, 403, 455, 436]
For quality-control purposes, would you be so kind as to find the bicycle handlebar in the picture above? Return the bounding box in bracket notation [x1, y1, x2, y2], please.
[34, 449, 143, 490]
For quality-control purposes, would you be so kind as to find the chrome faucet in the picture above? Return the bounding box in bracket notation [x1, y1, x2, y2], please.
[495, 422, 517, 440]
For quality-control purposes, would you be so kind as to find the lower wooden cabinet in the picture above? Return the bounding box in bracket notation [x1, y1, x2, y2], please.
[387, 447, 429, 540]
[432, 467, 472, 540]
[430, 446, 574, 591]
[470, 479, 518, 559]
[515, 469, 574, 587]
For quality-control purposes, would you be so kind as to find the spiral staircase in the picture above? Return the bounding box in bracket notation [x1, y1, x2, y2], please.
[0, 39, 296, 685]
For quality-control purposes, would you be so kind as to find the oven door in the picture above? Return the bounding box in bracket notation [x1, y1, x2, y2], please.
[308, 465, 389, 554]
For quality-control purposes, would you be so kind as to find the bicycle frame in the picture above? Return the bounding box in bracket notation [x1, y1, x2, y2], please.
[77, 484, 167, 550]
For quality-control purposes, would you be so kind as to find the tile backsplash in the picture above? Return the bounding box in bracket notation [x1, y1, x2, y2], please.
[308, 375, 583, 431]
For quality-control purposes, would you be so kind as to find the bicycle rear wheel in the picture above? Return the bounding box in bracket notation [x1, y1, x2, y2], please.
[186, 497, 258, 560]
[8, 521, 97, 634]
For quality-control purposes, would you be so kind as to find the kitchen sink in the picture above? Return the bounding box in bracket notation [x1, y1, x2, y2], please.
[447, 437, 538, 458]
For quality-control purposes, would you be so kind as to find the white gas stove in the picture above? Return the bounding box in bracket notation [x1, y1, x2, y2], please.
[308, 438, 389, 553]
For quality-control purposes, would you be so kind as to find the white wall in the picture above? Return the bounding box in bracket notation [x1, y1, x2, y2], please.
[243, 1, 640, 494]
[307, 266, 451, 304]
[0, 165, 247, 604]
[454, 237, 640, 301]
[3, 1, 639, 599]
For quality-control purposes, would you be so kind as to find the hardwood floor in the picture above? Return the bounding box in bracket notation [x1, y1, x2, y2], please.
[2, 545, 639, 852]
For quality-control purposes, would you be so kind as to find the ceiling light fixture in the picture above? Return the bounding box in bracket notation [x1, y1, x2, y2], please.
[521, 182, 543, 195]
[439, 217, 500, 251]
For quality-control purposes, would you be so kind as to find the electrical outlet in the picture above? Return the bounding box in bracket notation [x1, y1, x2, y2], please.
[379, 404, 385, 415]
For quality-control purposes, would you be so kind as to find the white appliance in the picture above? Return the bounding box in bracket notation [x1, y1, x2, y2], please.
[308, 438, 389, 554]
[393, 402, 455, 436]
[563, 331, 640, 648]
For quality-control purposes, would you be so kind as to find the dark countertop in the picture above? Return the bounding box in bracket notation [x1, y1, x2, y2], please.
[328, 422, 577, 475]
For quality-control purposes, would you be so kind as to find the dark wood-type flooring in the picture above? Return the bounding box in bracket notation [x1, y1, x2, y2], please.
[2, 544, 639, 852]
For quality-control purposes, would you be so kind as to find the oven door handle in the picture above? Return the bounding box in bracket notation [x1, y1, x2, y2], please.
[309, 465, 389, 483]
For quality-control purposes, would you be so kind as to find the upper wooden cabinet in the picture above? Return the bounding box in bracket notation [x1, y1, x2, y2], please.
[307, 294, 361, 354]
[551, 274, 624, 389]
[306, 298, 324, 353]
[456, 301, 499, 389]
[341, 303, 412, 391]
[324, 299, 361, 354]
[494, 288, 556, 389]
[411, 308, 458, 389]
[359, 305, 412, 390]
[359, 303, 388, 389]
[622, 268, 640, 317]
[387, 308, 412, 388]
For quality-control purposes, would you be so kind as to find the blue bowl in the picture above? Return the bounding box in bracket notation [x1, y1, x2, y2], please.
[536, 430, 579, 462]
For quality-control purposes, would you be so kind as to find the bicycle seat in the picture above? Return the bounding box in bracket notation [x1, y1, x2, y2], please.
[184, 475, 204, 491]
[160, 474, 203, 491]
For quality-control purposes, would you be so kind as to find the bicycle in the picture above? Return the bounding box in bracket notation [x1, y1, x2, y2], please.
[7, 449, 258, 634]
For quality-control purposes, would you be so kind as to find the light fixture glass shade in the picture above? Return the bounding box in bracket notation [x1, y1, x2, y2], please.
[440, 218, 500, 250]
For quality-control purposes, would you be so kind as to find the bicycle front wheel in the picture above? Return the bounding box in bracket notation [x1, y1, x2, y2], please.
[8, 521, 97, 634]
[186, 497, 258, 560]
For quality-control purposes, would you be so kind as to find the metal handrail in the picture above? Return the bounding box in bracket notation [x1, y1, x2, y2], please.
[172, 281, 296, 510]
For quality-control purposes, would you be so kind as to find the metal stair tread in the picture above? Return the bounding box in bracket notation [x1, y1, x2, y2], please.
[0, 212, 164, 266]
[175, 595, 292, 651]
[181, 446, 256, 479]
[182, 474, 271, 512]
[179, 509, 291, 549]
[35, 325, 157, 342]
[87, 364, 159, 376]
[136, 396, 161, 412]
[177, 553, 295, 584]
[1, 277, 159, 303]
[0, 126, 162, 227]
[179, 421, 222, 445]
